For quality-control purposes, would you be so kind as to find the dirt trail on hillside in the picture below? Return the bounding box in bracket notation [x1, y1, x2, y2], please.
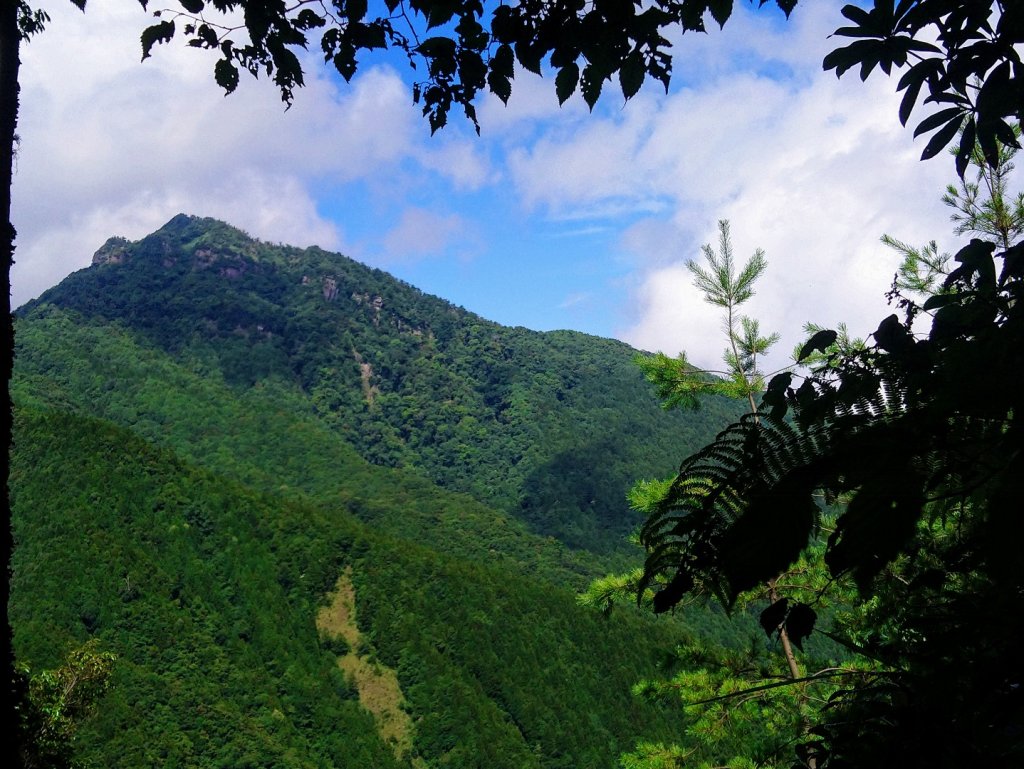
[317, 568, 422, 765]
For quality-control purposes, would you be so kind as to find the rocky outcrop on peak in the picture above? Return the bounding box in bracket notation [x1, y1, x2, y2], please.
[91, 236, 131, 266]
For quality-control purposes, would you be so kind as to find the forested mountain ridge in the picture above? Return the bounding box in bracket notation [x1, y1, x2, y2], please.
[9, 215, 781, 767]
[19, 213, 739, 557]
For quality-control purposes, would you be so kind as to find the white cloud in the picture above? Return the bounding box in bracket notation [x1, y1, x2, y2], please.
[416, 137, 495, 191]
[12, 173, 343, 306]
[10, 0, 976, 369]
[620, 261, 727, 361]
[479, 1, 956, 372]
[609, 62, 952, 373]
[558, 291, 592, 309]
[10, 0, 461, 306]
[376, 206, 480, 264]
[478, 65, 590, 136]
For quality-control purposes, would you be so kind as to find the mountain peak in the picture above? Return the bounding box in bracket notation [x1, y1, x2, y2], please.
[91, 236, 131, 266]
[88, 215, 258, 269]
[146, 214, 257, 252]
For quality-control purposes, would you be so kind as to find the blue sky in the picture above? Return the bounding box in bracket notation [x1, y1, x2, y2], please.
[12, 0, 964, 373]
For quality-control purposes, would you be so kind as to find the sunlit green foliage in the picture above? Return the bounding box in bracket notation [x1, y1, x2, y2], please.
[17, 639, 116, 769]
[943, 122, 1024, 248]
[881, 235, 953, 299]
[634, 221, 779, 415]
[884, 123, 1024, 302]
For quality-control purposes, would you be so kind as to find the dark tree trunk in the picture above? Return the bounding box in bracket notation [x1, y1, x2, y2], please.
[1, 0, 21, 762]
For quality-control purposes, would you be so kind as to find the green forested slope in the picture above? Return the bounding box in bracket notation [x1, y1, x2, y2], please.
[20, 214, 738, 556]
[10, 215, 758, 768]
[11, 408, 688, 768]
[13, 307, 610, 585]
[11, 409, 400, 769]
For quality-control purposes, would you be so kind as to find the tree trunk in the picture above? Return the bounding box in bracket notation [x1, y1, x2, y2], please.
[1, 0, 22, 762]
[768, 578, 802, 680]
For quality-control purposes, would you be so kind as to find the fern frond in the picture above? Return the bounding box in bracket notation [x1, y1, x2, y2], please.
[640, 412, 830, 606]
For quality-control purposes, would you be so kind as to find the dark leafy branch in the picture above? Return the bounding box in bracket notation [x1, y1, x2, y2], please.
[823, 0, 1024, 175]
[19, 0, 990, 152]
[128, 0, 807, 132]
[679, 667, 889, 708]
[643, 234, 1023, 603]
[640, 232, 1024, 764]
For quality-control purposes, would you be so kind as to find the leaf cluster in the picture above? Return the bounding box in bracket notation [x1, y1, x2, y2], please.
[823, 1, 1024, 175]
[131, 0, 799, 132]
[16, 640, 116, 769]
[634, 220, 779, 424]
[942, 121, 1024, 247]
[625, 632, 854, 769]
[634, 351, 729, 410]
[15, 0, 50, 38]
[882, 234, 952, 299]
[882, 122, 1023, 311]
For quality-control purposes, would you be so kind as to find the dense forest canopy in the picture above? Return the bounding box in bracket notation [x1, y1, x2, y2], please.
[13, 407, 694, 768]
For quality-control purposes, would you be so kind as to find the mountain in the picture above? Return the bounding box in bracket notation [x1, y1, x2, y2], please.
[11, 215, 750, 768]
[17, 214, 739, 559]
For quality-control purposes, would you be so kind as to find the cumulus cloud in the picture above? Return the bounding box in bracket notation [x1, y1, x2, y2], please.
[10, 0, 973, 363]
[12, 172, 345, 306]
[416, 138, 495, 191]
[10, 1, 479, 306]
[490, 1, 955, 371]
